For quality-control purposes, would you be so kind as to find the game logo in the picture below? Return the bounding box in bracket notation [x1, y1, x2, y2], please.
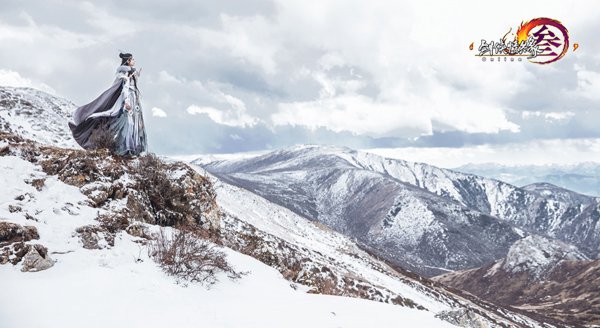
[470, 17, 579, 64]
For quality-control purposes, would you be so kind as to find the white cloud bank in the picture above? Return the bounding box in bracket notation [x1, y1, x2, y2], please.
[0, 69, 55, 94]
[187, 105, 258, 128]
[151, 107, 167, 117]
[364, 138, 600, 168]
[2, 0, 600, 158]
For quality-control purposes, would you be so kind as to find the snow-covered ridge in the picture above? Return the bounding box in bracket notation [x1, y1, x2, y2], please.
[522, 182, 595, 205]
[0, 86, 77, 148]
[197, 144, 600, 264]
[197, 145, 519, 275]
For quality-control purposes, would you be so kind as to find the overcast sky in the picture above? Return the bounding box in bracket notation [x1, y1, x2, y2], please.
[1, 0, 599, 166]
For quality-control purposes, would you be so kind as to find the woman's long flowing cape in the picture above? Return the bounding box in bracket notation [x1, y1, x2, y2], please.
[68, 80, 124, 149]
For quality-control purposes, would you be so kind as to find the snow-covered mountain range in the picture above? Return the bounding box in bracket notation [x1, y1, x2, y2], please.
[456, 162, 600, 197]
[197, 145, 600, 277]
[1, 86, 554, 327]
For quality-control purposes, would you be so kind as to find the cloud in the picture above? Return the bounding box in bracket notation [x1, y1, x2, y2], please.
[364, 138, 600, 168]
[0, 69, 55, 94]
[151, 107, 167, 117]
[272, 94, 433, 137]
[573, 65, 600, 102]
[157, 70, 184, 84]
[187, 105, 258, 127]
[521, 111, 575, 122]
[185, 86, 260, 127]
[1, 0, 600, 161]
[77, 2, 140, 38]
[272, 66, 520, 136]
[0, 12, 98, 51]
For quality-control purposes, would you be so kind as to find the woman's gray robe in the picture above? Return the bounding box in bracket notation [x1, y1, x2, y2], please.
[69, 65, 147, 156]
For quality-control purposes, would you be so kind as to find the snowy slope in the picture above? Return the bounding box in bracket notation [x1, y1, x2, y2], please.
[501, 235, 588, 277]
[207, 169, 451, 312]
[0, 155, 457, 328]
[0, 86, 77, 148]
[1, 248, 456, 328]
[186, 164, 548, 327]
[197, 145, 522, 276]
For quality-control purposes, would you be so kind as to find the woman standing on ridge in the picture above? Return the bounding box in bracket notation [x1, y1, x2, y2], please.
[69, 52, 148, 156]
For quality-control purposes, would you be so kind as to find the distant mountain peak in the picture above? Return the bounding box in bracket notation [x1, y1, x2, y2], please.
[522, 181, 594, 204]
[457, 162, 600, 197]
[523, 181, 577, 194]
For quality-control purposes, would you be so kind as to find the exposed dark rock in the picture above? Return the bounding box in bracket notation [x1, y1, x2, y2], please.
[126, 223, 154, 240]
[1, 242, 53, 272]
[74, 225, 114, 249]
[24, 213, 38, 222]
[0, 221, 39, 247]
[25, 178, 46, 191]
[8, 205, 22, 213]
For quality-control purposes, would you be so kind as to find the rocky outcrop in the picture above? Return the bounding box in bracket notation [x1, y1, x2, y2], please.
[21, 244, 54, 272]
[0, 221, 39, 247]
[74, 225, 115, 249]
[0, 131, 220, 232]
[435, 309, 489, 328]
[0, 222, 46, 269]
[1, 241, 53, 272]
[1, 131, 220, 274]
[125, 222, 155, 240]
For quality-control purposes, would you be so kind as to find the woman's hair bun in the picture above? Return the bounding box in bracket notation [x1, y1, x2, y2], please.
[119, 52, 133, 65]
